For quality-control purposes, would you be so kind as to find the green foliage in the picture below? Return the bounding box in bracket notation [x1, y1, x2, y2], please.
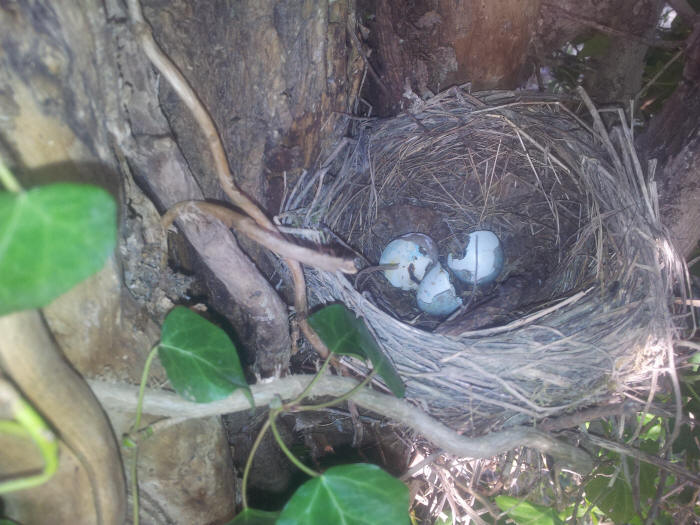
[308, 304, 405, 398]
[0, 178, 111, 499]
[277, 464, 409, 525]
[0, 183, 116, 315]
[227, 508, 279, 524]
[159, 306, 252, 404]
[155, 306, 410, 525]
[585, 461, 636, 524]
[495, 496, 564, 525]
[0, 393, 59, 494]
[672, 423, 700, 462]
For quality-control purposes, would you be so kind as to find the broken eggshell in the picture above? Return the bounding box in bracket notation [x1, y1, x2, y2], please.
[447, 230, 504, 286]
[379, 233, 439, 291]
[416, 264, 463, 316]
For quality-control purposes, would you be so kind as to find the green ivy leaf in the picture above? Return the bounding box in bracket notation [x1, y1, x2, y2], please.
[277, 463, 408, 525]
[308, 304, 405, 398]
[226, 508, 279, 524]
[495, 496, 564, 525]
[637, 414, 664, 442]
[159, 306, 252, 404]
[585, 464, 635, 524]
[0, 184, 116, 315]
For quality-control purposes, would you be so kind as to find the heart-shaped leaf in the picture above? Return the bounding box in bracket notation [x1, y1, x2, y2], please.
[308, 304, 405, 398]
[159, 306, 252, 404]
[277, 464, 408, 525]
[495, 496, 564, 525]
[0, 184, 116, 315]
[226, 508, 279, 525]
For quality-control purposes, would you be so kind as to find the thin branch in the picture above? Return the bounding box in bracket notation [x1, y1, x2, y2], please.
[162, 201, 356, 274]
[635, 48, 685, 106]
[580, 432, 700, 485]
[539, 402, 637, 431]
[662, 338, 683, 455]
[89, 376, 592, 474]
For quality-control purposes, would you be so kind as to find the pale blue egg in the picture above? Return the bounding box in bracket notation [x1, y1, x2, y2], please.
[380, 233, 439, 291]
[447, 230, 504, 285]
[416, 264, 463, 316]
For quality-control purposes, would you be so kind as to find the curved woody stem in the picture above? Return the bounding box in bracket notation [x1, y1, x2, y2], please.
[126, 0, 354, 363]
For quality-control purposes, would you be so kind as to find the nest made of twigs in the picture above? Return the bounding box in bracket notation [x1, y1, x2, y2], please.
[280, 88, 687, 434]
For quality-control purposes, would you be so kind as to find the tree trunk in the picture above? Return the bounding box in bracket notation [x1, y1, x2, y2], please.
[0, 1, 358, 522]
[638, 22, 700, 257]
[358, 0, 540, 114]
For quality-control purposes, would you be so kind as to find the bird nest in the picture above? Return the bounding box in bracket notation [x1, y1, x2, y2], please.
[279, 88, 686, 434]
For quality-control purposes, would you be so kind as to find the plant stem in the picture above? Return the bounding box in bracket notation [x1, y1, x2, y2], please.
[133, 345, 159, 434]
[297, 371, 376, 412]
[287, 354, 332, 406]
[131, 445, 140, 525]
[0, 381, 59, 493]
[127, 344, 158, 525]
[0, 159, 22, 193]
[241, 418, 272, 509]
[269, 411, 320, 478]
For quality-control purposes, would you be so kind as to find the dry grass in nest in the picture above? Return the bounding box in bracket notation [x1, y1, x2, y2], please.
[279, 87, 690, 435]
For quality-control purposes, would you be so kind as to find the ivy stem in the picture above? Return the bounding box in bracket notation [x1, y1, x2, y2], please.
[0, 159, 22, 193]
[269, 410, 320, 478]
[296, 371, 376, 412]
[127, 344, 158, 525]
[130, 445, 140, 525]
[241, 418, 272, 509]
[241, 356, 332, 507]
[287, 354, 332, 406]
[133, 345, 159, 434]
[0, 380, 59, 493]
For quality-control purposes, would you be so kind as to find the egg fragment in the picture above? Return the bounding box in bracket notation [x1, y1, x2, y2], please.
[416, 264, 463, 316]
[447, 230, 504, 285]
[379, 233, 439, 291]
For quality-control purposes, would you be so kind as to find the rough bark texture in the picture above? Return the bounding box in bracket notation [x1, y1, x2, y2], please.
[0, 1, 239, 521]
[535, 0, 665, 102]
[359, 0, 540, 114]
[359, 0, 664, 112]
[638, 22, 700, 257]
[0, 0, 358, 522]
[144, 0, 361, 213]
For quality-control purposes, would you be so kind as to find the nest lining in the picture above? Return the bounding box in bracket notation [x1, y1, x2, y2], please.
[280, 88, 685, 434]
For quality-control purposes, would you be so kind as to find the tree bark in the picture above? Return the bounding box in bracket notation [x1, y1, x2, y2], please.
[0, 1, 358, 521]
[638, 22, 700, 257]
[359, 0, 540, 114]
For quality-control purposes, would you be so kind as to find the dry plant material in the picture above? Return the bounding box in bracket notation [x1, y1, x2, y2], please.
[281, 87, 689, 435]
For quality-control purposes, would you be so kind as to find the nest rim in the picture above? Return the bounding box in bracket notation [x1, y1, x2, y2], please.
[281, 88, 688, 434]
